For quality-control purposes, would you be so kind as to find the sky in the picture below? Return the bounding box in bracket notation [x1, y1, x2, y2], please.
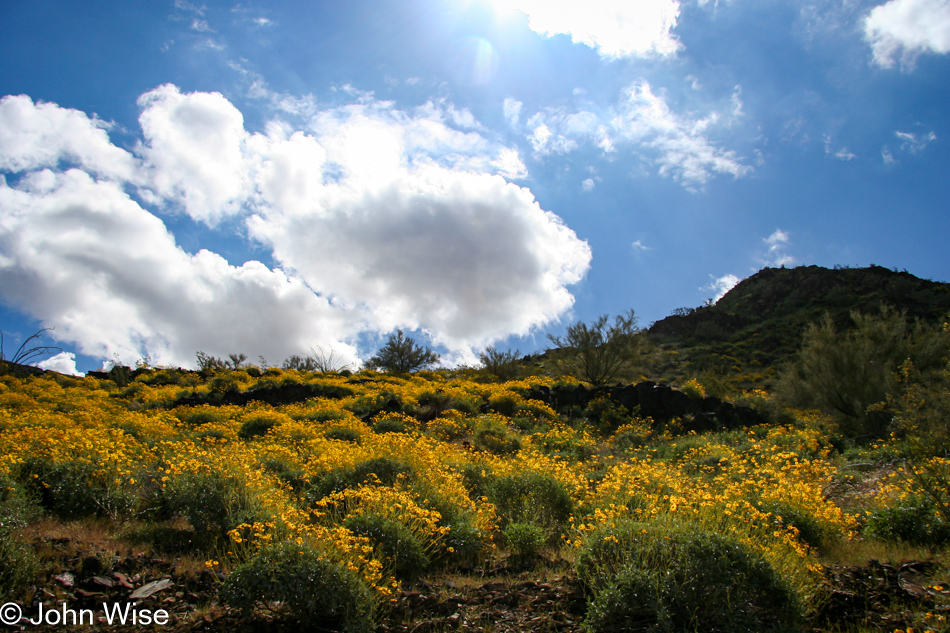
[1, 0, 949, 375]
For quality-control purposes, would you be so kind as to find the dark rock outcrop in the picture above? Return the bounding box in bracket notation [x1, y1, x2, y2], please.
[528, 381, 767, 433]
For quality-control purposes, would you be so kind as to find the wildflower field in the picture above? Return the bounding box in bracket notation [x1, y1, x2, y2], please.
[0, 364, 948, 632]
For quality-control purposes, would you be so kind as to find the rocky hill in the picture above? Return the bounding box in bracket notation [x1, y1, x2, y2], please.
[647, 265, 950, 388]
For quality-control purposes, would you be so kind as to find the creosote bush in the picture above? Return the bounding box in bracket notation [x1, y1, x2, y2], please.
[221, 541, 376, 633]
[502, 522, 546, 568]
[344, 513, 430, 580]
[577, 520, 801, 633]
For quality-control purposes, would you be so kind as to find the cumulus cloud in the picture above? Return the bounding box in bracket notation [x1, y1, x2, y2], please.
[0, 95, 137, 180]
[137, 85, 255, 224]
[0, 168, 358, 367]
[0, 86, 589, 366]
[704, 273, 741, 302]
[496, 0, 682, 58]
[34, 351, 83, 376]
[864, 0, 950, 68]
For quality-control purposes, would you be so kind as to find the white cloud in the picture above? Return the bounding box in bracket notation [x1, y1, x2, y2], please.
[704, 273, 741, 302]
[762, 229, 796, 266]
[864, 0, 950, 68]
[631, 239, 652, 251]
[896, 129, 937, 152]
[823, 133, 856, 160]
[582, 178, 596, 192]
[0, 95, 137, 180]
[611, 81, 751, 188]
[882, 146, 897, 164]
[495, 0, 682, 58]
[522, 81, 750, 188]
[137, 84, 254, 223]
[191, 19, 213, 32]
[34, 351, 83, 376]
[0, 168, 358, 368]
[503, 97, 523, 128]
[0, 86, 588, 366]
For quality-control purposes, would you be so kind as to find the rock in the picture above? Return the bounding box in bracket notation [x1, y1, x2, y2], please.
[130, 578, 174, 600]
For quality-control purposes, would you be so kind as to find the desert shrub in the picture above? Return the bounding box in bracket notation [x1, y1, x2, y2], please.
[0, 528, 37, 597]
[760, 501, 831, 552]
[531, 424, 595, 461]
[365, 330, 440, 373]
[180, 406, 227, 426]
[0, 476, 38, 596]
[866, 497, 950, 547]
[487, 392, 520, 416]
[162, 470, 264, 544]
[371, 416, 409, 434]
[437, 519, 484, 565]
[325, 426, 362, 443]
[309, 457, 414, 501]
[502, 522, 545, 568]
[577, 520, 801, 633]
[584, 396, 631, 435]
[221, 541, 375, 633]
[417, 390, 479, 420]
[486, 471, 574, 534]
[237, 410, 288, 440]
[261, 458, 306, 492]
[344, 513, 429, 580]
[347, 391, 404, 420]
[474, 417, 521, 455]
[17, 457, 135, 519]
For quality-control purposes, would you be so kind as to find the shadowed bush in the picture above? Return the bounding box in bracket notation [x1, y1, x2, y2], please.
[221, 541, 375, 633]
[344, 513, 430, 580]
[577, 520, 801, 633]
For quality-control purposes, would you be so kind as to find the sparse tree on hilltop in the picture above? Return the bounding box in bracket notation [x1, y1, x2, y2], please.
[366, 330, 440, 373]
[546, 310, 645, 387]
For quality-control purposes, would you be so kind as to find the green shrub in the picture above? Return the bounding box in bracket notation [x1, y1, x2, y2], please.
[325, 426, 362, 443]
[221, 541, 375, 633]
[0, 476, 38, 596]
[17, 458, 135, 519]
[760, 502, 831, 552]
[238, 411, 286, 440]
[181, 406, 227, 426]
[308, 457, 414, 501]
[577, 520, 801, 633]
[162, 470, 263, 544]
[866, 497, 950, 547]
[371, 417, 408, 434]
[585, 396, 631, 434]
[474, 417, 521, 455]
[0, 529, 37, 597]
[486, 471, 574, 534]
[344, 513, 429, 580]
[502, 522, 545, 568]
[442, 519, 487, 567]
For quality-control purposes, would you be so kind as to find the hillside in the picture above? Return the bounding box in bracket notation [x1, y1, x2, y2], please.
[647, 265, 950, 388]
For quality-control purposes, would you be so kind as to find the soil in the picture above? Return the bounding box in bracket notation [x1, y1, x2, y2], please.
[5, 536, 949, 633]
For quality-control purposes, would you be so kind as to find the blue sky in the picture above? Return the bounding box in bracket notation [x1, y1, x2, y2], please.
[1, 0, 948, 374]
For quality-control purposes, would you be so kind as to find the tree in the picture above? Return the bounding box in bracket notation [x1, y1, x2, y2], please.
[283, 346, 350, 373]
[365, 330, 440, 373]
[0, 327, 62, 367]
[776, 307, 950, 439]
[479, 345, 522, 382]
[546, 311, 645, 387]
